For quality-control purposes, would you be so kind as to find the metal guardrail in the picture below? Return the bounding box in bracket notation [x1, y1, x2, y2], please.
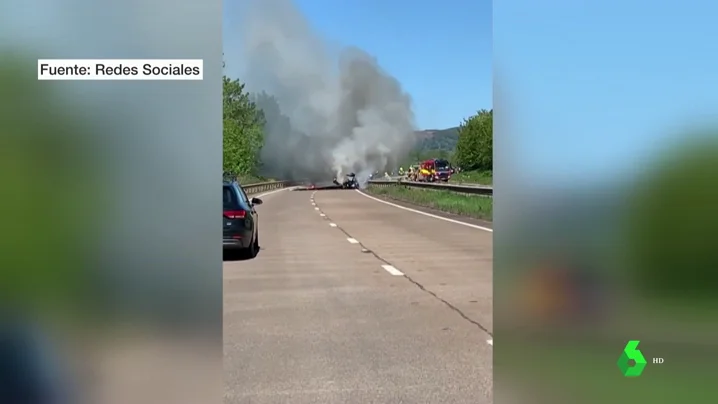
[242, 180, 294, 195]
[239, 178, 493, 196]
[368, 180, 493, 196]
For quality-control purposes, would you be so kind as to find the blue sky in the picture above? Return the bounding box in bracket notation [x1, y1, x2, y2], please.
[224, 0, 491, 130]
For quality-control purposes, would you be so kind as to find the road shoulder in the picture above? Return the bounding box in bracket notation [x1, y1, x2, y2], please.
[360, 189, 493, 230]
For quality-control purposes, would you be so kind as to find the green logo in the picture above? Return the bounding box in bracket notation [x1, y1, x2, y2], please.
[617, 340, 647, 377]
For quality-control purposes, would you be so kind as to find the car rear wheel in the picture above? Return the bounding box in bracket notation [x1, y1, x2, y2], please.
[241, 233, 259, 259]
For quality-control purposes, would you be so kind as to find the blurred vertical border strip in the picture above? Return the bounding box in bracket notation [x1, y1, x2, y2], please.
[0, 0, 223, 403]
[495, 0, 718, 403]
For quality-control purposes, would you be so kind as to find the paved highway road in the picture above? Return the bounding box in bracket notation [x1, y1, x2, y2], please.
[224, 187, 493, 404]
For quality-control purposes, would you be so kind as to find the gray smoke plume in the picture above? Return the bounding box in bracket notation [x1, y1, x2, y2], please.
[236, 0, 417, 184]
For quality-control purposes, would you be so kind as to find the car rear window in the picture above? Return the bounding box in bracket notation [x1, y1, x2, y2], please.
[223, 186, 240, 209]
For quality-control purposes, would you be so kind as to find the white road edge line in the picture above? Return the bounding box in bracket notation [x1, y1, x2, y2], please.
[381, 264, 404, 276]
[329, 223, 337, 227]
[254, 186, 296, 199]
[355, 189, 492, 232]
[487, 339, 493, 346]
[347, 238, 359, 244]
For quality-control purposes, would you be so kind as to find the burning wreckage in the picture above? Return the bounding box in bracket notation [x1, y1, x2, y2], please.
[333, 173, 359, 189]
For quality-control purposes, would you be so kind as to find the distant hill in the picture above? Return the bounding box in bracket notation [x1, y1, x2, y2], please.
[398, 127, 459, 166]
[414, 127, 459, 152]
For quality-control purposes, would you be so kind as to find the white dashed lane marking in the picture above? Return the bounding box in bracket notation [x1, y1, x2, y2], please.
[381, 264, 404, 276]
[329, 223, 337, 227]
[346, 238, 359, 244]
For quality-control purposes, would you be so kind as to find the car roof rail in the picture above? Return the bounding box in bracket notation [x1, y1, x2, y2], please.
[223, 172, 238, 183]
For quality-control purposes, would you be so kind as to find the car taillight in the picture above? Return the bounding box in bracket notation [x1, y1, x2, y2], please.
[224, 210, 246, 219]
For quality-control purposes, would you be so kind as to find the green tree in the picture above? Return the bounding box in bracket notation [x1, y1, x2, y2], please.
[223, 76, 264, 175]
[453, 109, 492, 170]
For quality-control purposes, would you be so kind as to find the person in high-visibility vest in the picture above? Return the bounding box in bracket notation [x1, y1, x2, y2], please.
[399, 166, 405, 176]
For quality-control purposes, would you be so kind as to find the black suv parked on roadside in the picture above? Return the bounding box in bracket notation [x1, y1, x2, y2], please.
[223, 177, 263, 259]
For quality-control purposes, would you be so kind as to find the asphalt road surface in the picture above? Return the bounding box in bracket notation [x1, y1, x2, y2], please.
[224, 187, 493, 404]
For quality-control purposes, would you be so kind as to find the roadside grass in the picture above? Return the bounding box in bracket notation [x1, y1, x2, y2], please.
[368, 185, 492, 220]
[450, 169, 492, 185]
